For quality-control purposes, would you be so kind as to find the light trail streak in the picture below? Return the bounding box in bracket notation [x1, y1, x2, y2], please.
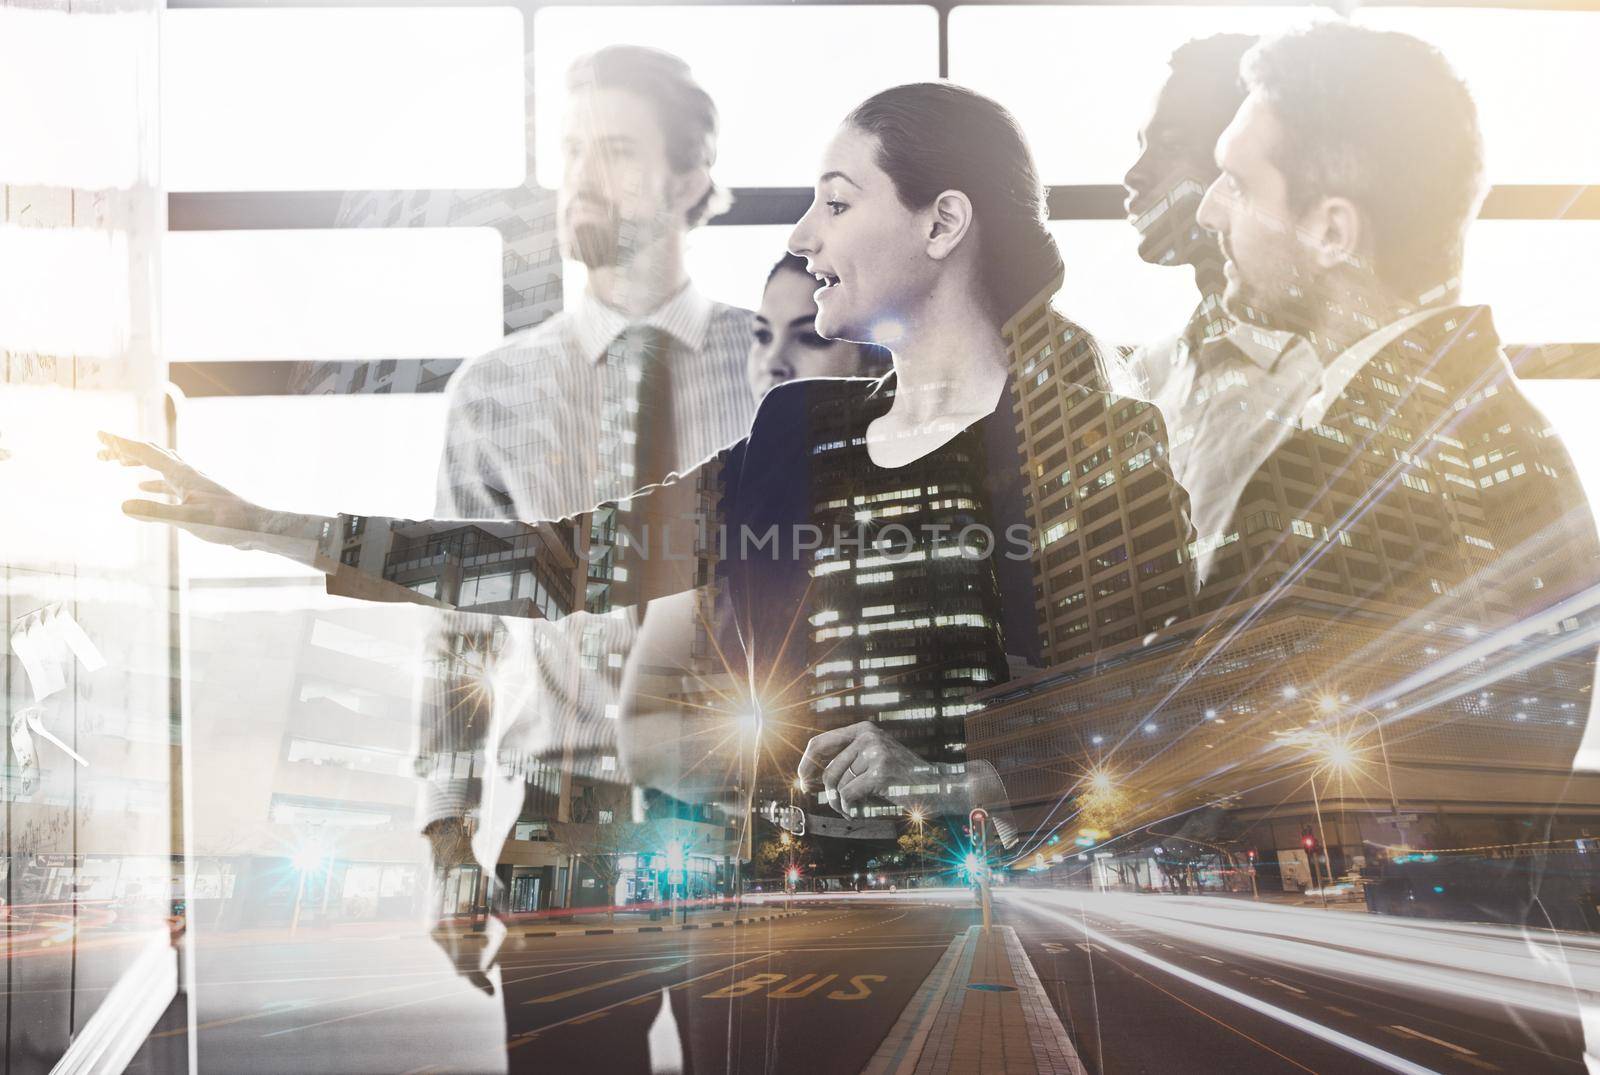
[1014, 309, 1600, 860]
[1006, 892, 1447, 1075]
[1003, 890, 1597, 1016]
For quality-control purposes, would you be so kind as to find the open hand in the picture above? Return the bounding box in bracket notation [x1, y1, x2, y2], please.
[98, 432, 327, 561]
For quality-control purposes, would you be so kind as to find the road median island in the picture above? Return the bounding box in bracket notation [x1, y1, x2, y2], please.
[864, 924, 1088, 1074]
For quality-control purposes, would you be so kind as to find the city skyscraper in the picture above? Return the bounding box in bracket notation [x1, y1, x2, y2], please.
[972, 290, 1600, 885]
[800, 379, 1012, 775]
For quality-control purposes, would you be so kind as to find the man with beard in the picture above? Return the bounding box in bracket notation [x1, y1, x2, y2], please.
[417, 45, 756, 1036]
[1110, 32, 1322, 589]
[1191, 20, 1599, 978]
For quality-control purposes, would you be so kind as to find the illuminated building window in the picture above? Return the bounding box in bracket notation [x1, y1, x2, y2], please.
[862, 655, 916, 670]
[880, 707, 937, 722]
[1043, 519, 1078, 547]
[933, 613, 990, 629]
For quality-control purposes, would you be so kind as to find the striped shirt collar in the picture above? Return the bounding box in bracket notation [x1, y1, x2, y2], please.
[568, 281, 716, 365]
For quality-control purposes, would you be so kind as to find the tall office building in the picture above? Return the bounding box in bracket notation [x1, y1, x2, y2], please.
[801, 381, 1011, 775]
[972, 291, 1600, 880]
[1003, 295, 1199, 666]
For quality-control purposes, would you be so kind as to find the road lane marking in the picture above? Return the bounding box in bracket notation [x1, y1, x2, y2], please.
[523, 960, 689, 1005]
[506, 952, 782, 1052]
[1014, 902, 1445, 1075]
[1326, 1006, 1359, 1018]
[828, 974, 887, 1001]
[160, 958, 609, 1040]
[1082, 947, 1321, 1074]
[249, 959, 612, 1041]
[1258, 977, 1308, 996]
[769, 973, 839, 998]
[862, 931, 967, 1075]
[1075, 942, 1107, 953]
[1388, 1025, 1478, 1055]
[703, 973, 787, 999]
[1197, 955, 1225, 965]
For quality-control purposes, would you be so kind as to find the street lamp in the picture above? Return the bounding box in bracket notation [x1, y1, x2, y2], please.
[289, 837, 327, 935]
[1302, 694, 1409, 848]
[906, 806, 928, 885]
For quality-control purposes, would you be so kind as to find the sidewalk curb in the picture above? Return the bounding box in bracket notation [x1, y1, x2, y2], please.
[865, 925, 1089, 1074]
[462, 909, 807, 942]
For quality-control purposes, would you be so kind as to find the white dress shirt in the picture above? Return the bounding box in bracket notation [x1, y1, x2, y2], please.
[420, 282, 756, 826]
[1120, 307, 1444, 585]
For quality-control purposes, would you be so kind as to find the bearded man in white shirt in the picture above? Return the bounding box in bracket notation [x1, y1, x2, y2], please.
[1186, 19, 1600, 981]
[418, 46, 757, 1017]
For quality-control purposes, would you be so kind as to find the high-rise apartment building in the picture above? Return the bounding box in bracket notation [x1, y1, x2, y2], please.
[972, 289, 1600, 879]
[801, 381, 1011, 771]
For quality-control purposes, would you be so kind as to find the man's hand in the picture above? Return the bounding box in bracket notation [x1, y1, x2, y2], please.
[797, 721, 937, 818]
[97, 432, 330, 565]
[423, 818, 494, 996]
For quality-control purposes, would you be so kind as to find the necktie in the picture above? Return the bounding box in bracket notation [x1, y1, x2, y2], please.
[603, 325, 677, 613]
[624, 325, 676, 491]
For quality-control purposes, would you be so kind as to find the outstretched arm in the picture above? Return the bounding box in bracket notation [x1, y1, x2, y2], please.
[99, 431, 712, 616]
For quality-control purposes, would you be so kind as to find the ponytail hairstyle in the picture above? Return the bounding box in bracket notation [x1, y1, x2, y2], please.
[845, 82, 1063, 325]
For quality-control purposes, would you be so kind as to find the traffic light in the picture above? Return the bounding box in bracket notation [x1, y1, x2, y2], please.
[1302, 827, 1317, 852]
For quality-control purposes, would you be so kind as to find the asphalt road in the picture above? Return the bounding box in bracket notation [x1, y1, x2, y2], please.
[143, 888, 1599, 1072]
[1001, 887, 1592, 1075]
[493, 898, 977, 1073]
[172, 895, 981, 1074]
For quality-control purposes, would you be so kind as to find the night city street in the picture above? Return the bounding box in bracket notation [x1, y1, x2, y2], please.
[11, 2, 1600, 1072]
[113, 888, 1590, 1073]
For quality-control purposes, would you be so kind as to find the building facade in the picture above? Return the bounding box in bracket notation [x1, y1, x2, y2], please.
[972, 290, 1600, 885]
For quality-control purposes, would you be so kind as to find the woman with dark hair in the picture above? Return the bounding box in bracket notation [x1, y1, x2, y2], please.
[623, 82, 1118, 826]
[102, 82, 1151, 832]
[747, 252, 890, 399]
